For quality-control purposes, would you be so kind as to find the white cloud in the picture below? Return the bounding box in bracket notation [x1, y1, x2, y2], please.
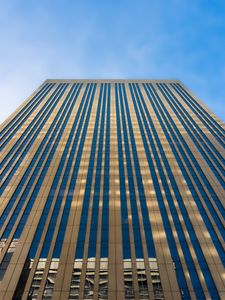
[0, 0, 225, 123]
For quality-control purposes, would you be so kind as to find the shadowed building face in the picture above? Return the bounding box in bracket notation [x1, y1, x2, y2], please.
[0, 80, 224, 300]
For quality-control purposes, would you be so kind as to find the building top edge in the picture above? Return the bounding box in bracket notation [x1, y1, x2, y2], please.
[44, 79, 182, 84]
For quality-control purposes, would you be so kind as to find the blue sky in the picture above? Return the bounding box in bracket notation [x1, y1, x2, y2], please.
[0, 0, 225, 123]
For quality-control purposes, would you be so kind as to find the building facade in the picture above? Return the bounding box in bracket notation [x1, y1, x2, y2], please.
[0, 80, 224, 300]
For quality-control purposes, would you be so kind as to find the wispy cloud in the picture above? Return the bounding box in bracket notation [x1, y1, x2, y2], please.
[0, 0, 225, 123]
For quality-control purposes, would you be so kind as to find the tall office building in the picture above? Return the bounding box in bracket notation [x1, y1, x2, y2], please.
[0, 80, 224, 300]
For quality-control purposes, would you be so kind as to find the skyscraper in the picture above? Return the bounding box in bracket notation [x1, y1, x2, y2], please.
[0, 80, 224, 300]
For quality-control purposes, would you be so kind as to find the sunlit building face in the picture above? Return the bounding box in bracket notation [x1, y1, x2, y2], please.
[0, 80, 224, 300]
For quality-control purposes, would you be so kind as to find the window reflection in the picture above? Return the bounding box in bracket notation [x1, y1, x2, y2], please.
[43, 259, 59, 299]
[29, 258, 46, 299]
[69, 259, 82, 299]
[124, 259, 135, 299]
[0, 238, 19, 281]
[148, 258, 163, 300]
[24, 256, 162, 299]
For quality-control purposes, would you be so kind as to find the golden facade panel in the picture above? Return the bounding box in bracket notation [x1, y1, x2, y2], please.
[0, 80, 224, 299]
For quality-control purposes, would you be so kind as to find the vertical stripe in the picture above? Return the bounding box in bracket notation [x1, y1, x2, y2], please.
[100, 83, 110, 258]
[171, 82, 225, 144]
[0, 83, 54, 146]
[144, 83, 220, 299]
[115, 83, 131, 259]
[75, 84, 104, 259]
